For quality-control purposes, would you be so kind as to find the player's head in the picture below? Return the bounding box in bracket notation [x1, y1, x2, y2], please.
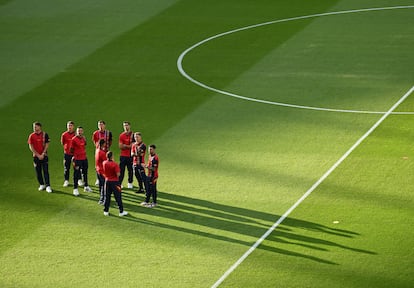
[123, 121, 130, 132]
[134, 132, 142, 142]
[98, 139, 106, 149]
[67, 121, 74, 132]
[106, 151, 113, 160]
[76, 126, 84, 136]
[97, 120, 106, 131]
[149, 144, 156, 155]
[33, 122, 42, 132]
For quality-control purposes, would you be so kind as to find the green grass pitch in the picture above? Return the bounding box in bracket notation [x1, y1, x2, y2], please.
[1, 0, 413, 287]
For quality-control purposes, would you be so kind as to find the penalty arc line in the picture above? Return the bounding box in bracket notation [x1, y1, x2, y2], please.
[178, 5, 414, 115]
[211, 85, 414, 288]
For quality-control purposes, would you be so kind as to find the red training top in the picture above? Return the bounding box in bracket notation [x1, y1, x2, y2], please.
[93, 130, 112, 151]
[132, 142, 146, 166]
[103, 160, 120, 181]
[71, 135, 87, 160]
[148, 154, 159, 179]
[95, 148, 107, 175]
[119, 132, 133, 157]
[61, 131, 75, 155]
[28, 132, 50, 156]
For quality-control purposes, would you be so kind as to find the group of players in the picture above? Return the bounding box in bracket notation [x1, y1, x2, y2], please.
[27, 120, 159, 217]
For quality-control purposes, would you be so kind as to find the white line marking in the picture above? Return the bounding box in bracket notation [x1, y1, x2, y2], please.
[177, 5, 414, 115]
[211, 85, 414, 288]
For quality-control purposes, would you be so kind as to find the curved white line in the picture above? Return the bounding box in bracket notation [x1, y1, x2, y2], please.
[177, 5, 414, 115]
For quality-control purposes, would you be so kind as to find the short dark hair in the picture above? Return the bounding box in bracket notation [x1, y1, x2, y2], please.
[99, 139, 106, 147]
[106, 151, 113, 159]
[33, 122, 42, 127]
[150, 144, 156, 149]
[67, 121, 74, 125]
[98, 120, 105, 125]
[77, 126, 83, 129]
[123, 121, 130, 125]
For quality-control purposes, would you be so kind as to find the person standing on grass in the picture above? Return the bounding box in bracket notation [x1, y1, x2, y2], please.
[95, 139, 107, 205]
[60, 121, 75, 187]
[92, 120, 112, 186]
[103, 151, 128, 217]
[71, 126, 92, 196]
[92, 120, 112, 150]
[119, 121, 134, 189]
[131, 132, 147, 194]
[28, 122, 52, 193]
[141, 144, 159, 208]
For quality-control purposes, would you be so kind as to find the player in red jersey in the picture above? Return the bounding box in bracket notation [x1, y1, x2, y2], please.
[92, 120, 112, 186]
[141, 144, 159, 208]
[28, 122, 52, 193]
[70, 126, 92, 196]
[102, 151, 128, 217]
[92, 120, 112, 150]
[95, 139, 107, 205]
[118, 121, 134, 189]
[131, 132, 147, 194]
[60, 121, 75, 187]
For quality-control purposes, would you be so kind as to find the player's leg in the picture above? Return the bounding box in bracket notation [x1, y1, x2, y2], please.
[63, 154, 71, 186]
[33, 157, 45, 189]
[152, 178, 158, 205]
[82, 159, 91, 190]
[127, 157, 133, 188]
[98, 173, 105, 204]
[113, 184, 124, 213]
[140, 169, 149, 194]
[73, 160, 80, 196]
[119, 156, 126, 185]
[103, 181, 112, 213]
[144, 180, 151, 204]
[42, 156, 51, 187]
[147, 176, 155, 204]
[152, 178, 158, 206]
[134, 165, 144, 193]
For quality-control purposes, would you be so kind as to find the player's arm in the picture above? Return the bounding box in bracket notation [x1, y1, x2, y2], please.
[118, 135, 124, 149]
[119, 135, 131, 150]
[69, 139, 75, 155]
[108, 132, 113, 148]
[42, 142, 49, 156]
[146, 159, 158, 171]
[42, 133, 50, 155]
[28, 143, 42, 158]
[151, 160, 158, 171]
[92, 132, 97, 146]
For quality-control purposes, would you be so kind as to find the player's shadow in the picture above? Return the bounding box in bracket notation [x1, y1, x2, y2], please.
[118, 190, 376, 265]
[52, 188, 101, 202]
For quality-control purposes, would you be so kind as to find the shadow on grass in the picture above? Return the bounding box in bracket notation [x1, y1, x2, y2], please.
[53, 187, 375, 265]
[124, 190, 375, 264]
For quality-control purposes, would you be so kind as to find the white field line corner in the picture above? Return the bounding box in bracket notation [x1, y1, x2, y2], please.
[211, 85, 414, 288]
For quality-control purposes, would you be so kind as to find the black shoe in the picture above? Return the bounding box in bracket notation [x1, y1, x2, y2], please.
[135, 188, 145, 194]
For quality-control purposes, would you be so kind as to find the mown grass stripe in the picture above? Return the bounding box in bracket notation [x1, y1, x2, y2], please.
[212, 85, 414, 288]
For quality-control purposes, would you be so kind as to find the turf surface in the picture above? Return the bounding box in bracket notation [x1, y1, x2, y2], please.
[0, 0, 413, 287]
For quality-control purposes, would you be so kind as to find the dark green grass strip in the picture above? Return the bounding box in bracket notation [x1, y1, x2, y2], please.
[0, 0, 339, 265]
[0, 0, 12, 6]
